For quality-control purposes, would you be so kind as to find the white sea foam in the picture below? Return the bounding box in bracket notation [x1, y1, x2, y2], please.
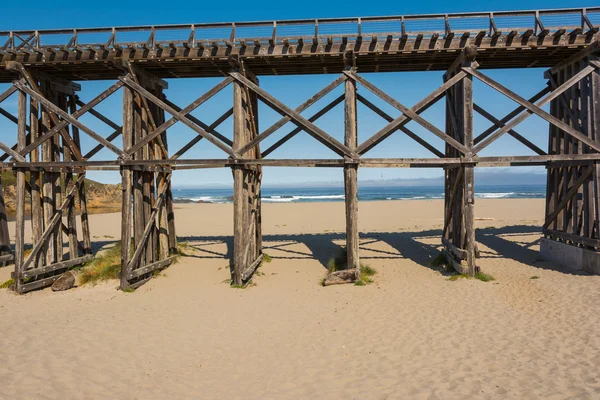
[476, 192, 514, 199]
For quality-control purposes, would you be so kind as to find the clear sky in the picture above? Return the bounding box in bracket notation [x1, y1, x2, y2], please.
[0, 0, 592, 187]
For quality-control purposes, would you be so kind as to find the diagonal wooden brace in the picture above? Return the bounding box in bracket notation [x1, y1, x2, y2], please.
[230, 72, 356, 158]
[355, 70, 469, 155]
[120, 75, 235, 158]
[466, 66, 600, 154]
[238, 74, 347, 156]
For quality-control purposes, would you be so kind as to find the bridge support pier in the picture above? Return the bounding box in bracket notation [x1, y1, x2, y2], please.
[119, 66, 177, 290]
[541, 47, 600, 274]
[232, 66, 262, 286]
[6, 65, 92, 293]
[442, 49, 479, 275]
[344, 56, 360, 277]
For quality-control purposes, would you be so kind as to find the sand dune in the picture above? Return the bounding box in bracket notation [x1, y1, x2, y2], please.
[1, 199, 599, 399]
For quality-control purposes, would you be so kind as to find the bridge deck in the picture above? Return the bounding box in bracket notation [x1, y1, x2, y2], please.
[0, 7, 599, 81]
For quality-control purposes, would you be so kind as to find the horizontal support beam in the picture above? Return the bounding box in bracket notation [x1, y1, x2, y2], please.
[21, 255, 93, 279]
[128, 256, 176, 279]
[5, 154, 600, 169]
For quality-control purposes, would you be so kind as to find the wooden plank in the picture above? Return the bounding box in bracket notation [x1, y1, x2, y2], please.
[356, 93, 444, 158]
[261, 94, 344, 158]
[163, 99, 233, 147]
[473, 103, 546, 155]
[544, 228, 600, 249]
[21, 255, 93, 279]
[241, 254, 263, 281]
[13, 88, 26, 293]
[14, 81, 126, 158]
[467, 66, 600, 154]
[5, 63, 84, 161]
[128, 255, 175, 279]
[170, 108, 233, 160]
[442, 237, 468, 260]
[126, 176, 170, 272]
[119, 86, 134, 290]
[21, 174, 84, 272]
[544, 164, 594, 228]
[237, 74, 347, 155]
[355, 70, 468, 155]
[230, 72, 356, 158]
[346, 71, 471, 155]
[121, 76, 234, 157]
[344, 65, 360, 277]
[232, 77, 246, 286]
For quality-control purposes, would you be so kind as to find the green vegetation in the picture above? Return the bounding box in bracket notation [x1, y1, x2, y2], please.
[530, 275, 540, 280]
[78, 244, 122, 285]
[262, 253, 272, 263]
[431, 252, 448, 268]
[0, 278, 14, 289]
[121, 287, 136, 293]
[327, 249, 347, 272]
[355, 264, 377, 286]
[448, 272, 495, 282]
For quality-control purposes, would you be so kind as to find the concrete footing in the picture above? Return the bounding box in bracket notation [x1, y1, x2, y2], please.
[540, 238, 600, 275]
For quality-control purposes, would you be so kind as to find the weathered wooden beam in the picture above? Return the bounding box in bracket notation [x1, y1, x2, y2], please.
[230, 72, 356, 158]
[473, 103, 546, 155]
[356, 93, 444, 158]
[470, 65, 598, 154]
[347, 71, 470, 155]
[344, 62, 359, 278]
[14, 81, 126, 158]
[355, 70, 468, 155]
[237, 74, 347, 155]
[261, 95, 344, 158]
[119, 75, 235, 157]
[544, 165, 594, 229]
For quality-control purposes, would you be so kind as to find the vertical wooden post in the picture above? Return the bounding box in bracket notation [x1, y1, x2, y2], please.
[462, 64, 476, 275]
[593, 60, 600, 239]
[232, 76, 246, 286]
[29, 94, 44, 266]
[443, 47, 477, 275]
[14, 87, 27, 293]
[120, 85, 134, 290]
[70, 95, 91, 255]
[40, 80, 56, 265]
[343, 53, 360, 276]
[0, 171, 11, 258]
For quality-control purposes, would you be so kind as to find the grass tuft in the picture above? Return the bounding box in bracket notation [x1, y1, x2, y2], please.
[355, 264, 377, 286]
[0, 278, 14, 289]
[121, 287, 136, 293]
[262, 253, 272, 263]
[530, 275, 540, 280]
[475, 272, 495, 282]
[327, 249, 347, 272]
[78, 244, 122, 285]
[431, 252, 448, 268]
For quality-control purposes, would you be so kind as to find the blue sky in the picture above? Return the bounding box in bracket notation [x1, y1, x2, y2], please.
[0, 0, 590, 187]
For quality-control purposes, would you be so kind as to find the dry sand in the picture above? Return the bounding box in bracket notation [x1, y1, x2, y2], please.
[1, 199, 599, 399]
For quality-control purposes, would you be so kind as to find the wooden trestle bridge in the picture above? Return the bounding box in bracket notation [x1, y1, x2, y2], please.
[0, 7, 599, 292]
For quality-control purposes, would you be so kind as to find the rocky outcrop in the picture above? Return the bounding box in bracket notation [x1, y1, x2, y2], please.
[1, 172, 121, 214]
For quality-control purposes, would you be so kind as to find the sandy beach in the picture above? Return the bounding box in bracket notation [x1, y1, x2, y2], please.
[1, 199, 599, 399]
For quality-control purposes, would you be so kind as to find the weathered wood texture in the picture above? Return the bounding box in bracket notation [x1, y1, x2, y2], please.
[544, 53, 600, 249]
[344, 56, 360, 277]
[232, 64, 262, 285]
[443, 47, 478, 275]
[10, 73, 92, 293]
[0, 8, 598, 80]
[119, 69, 177, 290]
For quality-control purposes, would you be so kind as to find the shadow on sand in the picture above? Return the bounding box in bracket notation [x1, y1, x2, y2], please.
[176, 224, 580, 275]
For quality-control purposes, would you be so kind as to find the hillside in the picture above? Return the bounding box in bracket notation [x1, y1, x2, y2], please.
[1, 171, 121, 213]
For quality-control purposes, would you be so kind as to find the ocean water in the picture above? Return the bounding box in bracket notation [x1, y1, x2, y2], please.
[172, 184, 546, 204]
